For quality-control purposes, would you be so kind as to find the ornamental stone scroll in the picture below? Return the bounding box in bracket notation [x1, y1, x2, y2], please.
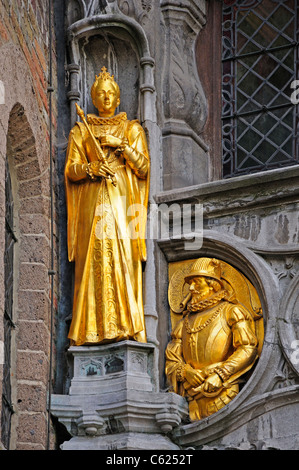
[161, 0, 209, 189]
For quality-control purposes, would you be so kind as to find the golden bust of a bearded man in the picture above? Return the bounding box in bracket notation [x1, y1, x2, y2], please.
[65, 67, 150, 346]
[165, 257, 260, 420]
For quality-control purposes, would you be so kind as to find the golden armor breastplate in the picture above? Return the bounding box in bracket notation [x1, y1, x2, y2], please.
[182, 302, 233, 370]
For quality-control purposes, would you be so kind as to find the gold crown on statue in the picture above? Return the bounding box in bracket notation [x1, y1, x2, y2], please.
[95, 66, 115, 82]
[91, 66, 120, 101]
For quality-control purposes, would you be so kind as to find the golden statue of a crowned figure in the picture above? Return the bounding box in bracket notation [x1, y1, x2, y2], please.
[65, 67, 150, 346]
[166, 257, 264, 421]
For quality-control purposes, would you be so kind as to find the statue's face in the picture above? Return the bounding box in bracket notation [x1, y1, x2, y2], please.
[189, 276, 212, 302]
[93, 80, 120, 117]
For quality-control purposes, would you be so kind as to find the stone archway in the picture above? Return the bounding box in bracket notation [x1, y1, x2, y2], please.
[3, 103, 52, 450]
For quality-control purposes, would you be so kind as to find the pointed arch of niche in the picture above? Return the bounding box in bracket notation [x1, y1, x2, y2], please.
[3, 103, 51, 449]
[66, 13, 156, 126]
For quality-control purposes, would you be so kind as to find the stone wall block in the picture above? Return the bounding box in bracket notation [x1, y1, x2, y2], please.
[19, 196, 49, 217]
[17, 290, 50, 323]
[16, 412, 47, 446]
[19, 214, 50, 237]
[19, 235, 50, 266]
[19, 263, 49, 291]
[16, 159, 41, 182]
[17, 320, 49, 353]
[18, 290, 50, 325]
[17, 351, 48, 383]
[17, 383, 47, 413]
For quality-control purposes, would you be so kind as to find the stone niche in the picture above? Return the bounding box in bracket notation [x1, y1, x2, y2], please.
[65, 2, 157, 127]
[78, 32, 140, 120]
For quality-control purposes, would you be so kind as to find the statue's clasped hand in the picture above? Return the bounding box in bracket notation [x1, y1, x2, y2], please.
[87, 161, 115, 180]
[192, 372, 223, 397]
[184, 366, 205, 387]
[101, 135, 129, 156]
[100, 135, 122, 148]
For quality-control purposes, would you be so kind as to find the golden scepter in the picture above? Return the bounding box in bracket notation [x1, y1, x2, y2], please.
[75, 102, 117, 187]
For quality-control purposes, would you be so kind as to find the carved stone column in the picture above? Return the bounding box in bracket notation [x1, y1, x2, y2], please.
[161, 0, 209, 190]
[66, 63, 80, 124]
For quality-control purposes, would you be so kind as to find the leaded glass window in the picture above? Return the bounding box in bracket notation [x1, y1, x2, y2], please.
[1, 159, 16, 449]
[222, 0, 299, 178]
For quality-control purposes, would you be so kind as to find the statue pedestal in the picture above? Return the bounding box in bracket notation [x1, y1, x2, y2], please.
[51, 341, 188, 450]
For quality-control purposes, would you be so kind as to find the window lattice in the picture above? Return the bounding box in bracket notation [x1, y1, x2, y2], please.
[1, 159, 16, 450]
[222, 0, 299, 178]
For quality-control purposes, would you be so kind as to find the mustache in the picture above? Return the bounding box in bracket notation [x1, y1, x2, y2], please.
[190, 289, 209, 299]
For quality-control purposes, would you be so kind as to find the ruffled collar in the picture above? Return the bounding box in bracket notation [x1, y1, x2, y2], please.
[87, 112, 127, 126]
[185, 289, 228, 314]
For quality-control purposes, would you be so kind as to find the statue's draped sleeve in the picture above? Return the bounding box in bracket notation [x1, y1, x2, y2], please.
[215, 305, 258, 383]
[123, 119, 149, 262]
[64, 123, 88, 262]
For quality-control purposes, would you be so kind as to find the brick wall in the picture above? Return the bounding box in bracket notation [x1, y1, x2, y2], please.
[0, 0, 57, 450]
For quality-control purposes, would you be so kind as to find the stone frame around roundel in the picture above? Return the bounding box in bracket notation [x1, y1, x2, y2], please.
[158, 229, 280, 443]
[278, 272, 299, 377]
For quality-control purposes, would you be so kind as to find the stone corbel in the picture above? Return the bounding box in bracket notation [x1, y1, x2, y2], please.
[156, 408, 184, 434]
[76, 412, 107, 436]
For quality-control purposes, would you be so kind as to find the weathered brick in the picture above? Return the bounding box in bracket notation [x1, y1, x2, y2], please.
[31, 46, 47, 88]
[34, 38, 47, 72]
[15, 441, 45, 450]
[0, 19, 9, 42]
[19, 234, 50, 265]
[18, 177, 43, 200]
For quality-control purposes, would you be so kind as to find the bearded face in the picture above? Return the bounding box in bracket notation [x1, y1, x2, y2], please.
[188, 276, 222, 305]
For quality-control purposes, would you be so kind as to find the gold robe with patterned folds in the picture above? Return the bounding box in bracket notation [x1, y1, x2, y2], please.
[165, 300, 258, 420]
[65, 112, 149, 345]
